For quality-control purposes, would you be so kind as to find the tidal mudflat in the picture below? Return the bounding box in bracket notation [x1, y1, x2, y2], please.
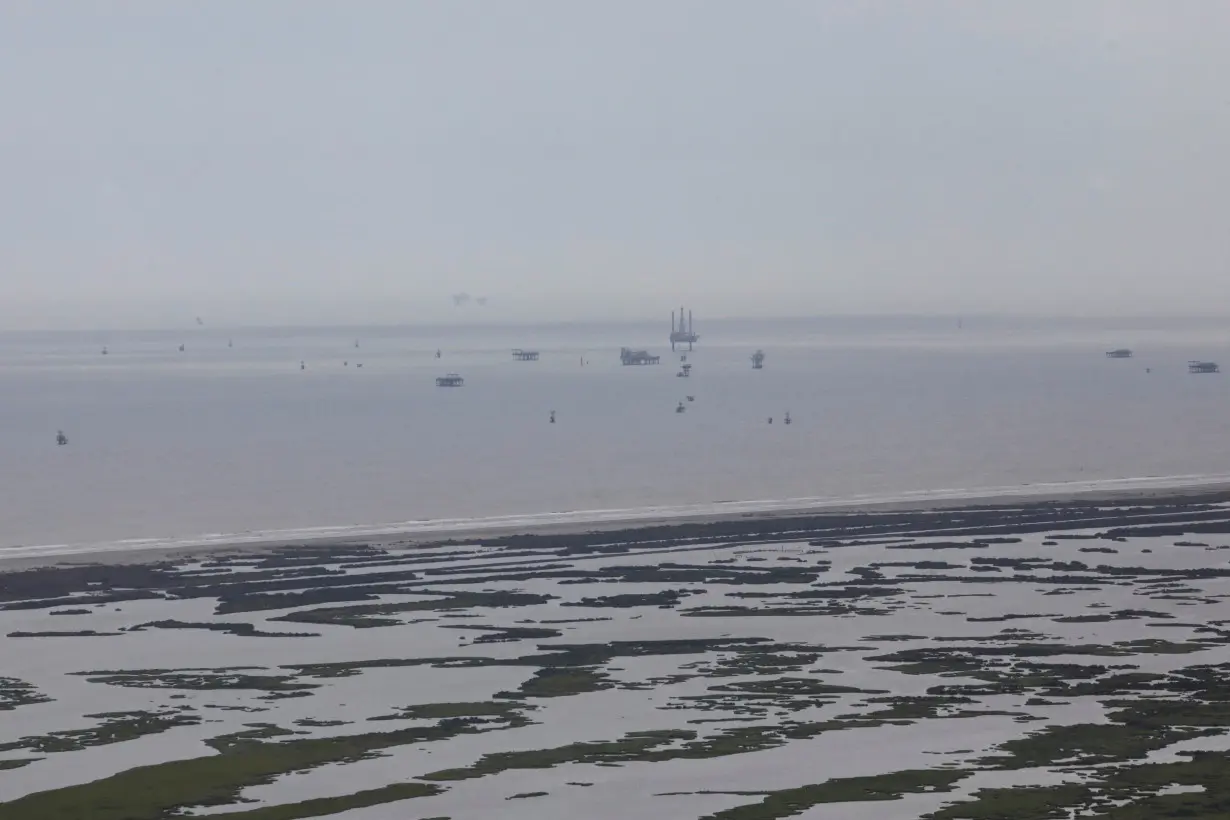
[5, 495, 1230, 819]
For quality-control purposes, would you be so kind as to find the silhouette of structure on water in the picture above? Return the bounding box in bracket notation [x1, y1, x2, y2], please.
[549, 410, 556, 423]
[670, 307, 698, 351]
[677, 363, 692, 378]
[621, 347, 660, 365]
[676, 401, 686, 413]
[751, 350, 765, 369]
[512, 349, 540, 361]
[784, 412, 792, 425]
[1106, 349, 1133, 359]
[56, 430, 68, 446]
[436, 373, 465, 387]
[1189, 361, 1220, 374]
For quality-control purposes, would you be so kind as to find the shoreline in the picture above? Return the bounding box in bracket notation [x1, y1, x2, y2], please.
[3, 479, 1230, 572]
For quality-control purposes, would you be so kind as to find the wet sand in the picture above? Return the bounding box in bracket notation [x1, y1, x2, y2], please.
[3, 481, 1230, 571]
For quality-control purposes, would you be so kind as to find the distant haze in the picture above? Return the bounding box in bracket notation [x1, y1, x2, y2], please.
[2, 1, 1229, 330]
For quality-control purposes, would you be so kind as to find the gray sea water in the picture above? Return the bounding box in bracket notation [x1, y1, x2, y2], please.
[3, 315, 1230, 552]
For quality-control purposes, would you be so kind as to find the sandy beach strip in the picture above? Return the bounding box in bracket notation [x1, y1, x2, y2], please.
[3, 477, 1230, 572]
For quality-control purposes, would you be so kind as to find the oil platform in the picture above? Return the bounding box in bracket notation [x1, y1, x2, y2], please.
[670, 307, 699, 351]
[621, 347, 660, 365]
[512, 349, 540, 361]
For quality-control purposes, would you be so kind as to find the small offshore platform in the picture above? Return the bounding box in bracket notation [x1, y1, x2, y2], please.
[436, 373, 465, 386]
[670, 307, 699, 351]
[1189, 361, 1220, 374]
[621, 347, 660, 366]
[751, 350, 765, 369]
[1106, 349, 1133, 359]
[512, 349, 540, 361]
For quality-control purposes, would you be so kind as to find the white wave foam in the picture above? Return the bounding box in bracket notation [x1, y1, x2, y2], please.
[4, 472, 1230, 563]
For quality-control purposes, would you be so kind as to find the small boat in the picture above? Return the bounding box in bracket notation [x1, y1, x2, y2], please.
[784, 412, 792, 425]
[179, 344, 185, 352]
[56, 431, 68, 446]
[549, 410, 556, 424]
[686, 395, 694, 402]
[676, 363, 692, 378]
[101, 346, 108, 355]
[676, 402, 686, 413]
[751, 350, 765, 369]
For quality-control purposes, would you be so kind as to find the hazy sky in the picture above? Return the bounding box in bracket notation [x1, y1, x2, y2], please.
[2, 2, 1229, 329]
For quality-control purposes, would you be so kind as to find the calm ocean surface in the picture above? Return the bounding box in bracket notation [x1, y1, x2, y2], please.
[3, 315, 1230, 552]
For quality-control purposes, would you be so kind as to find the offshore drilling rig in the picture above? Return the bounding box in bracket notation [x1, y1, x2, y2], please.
[670, 307, 698, 351]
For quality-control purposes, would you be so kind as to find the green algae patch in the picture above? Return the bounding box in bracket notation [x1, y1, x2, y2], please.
[371, 701, 530, 722]
[0, 758, 39, 770]
[0, 709, 200, 755]
[698, 769, 970, 819]
[927, 751, 1230, 819]
[419, 720, 910, 784]
[8, 630, 125, 637]
[127, 620, 318, 638]
[439, 624, 562, 643]
[0, 677, 52, 711]
[500, 666, 614, 698]
[199, 783, 443, 820]
[267, 590, 556, 628]
[75, 669, 319, 695]
[926, 783, 1094, 819]
[979, 721, 1217, 770]
[421, 730, 697, 781]
[0, 708, 526, 820]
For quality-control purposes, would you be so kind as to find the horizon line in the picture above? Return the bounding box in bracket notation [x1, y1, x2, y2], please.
[3, 311, 1230, 336]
